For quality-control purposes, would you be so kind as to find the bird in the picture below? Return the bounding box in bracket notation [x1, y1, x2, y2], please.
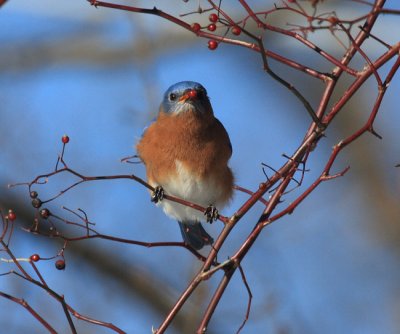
[136, 81, 233, 250]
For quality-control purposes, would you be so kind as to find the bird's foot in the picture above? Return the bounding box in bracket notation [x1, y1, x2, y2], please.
[204, 205, 219, 223]
[151, 186, 164, 203]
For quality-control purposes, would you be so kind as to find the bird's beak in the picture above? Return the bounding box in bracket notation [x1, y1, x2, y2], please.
[179, 89, 198, 102]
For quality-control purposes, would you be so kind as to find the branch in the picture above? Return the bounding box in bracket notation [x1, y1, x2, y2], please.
[0, 291, 57, 333]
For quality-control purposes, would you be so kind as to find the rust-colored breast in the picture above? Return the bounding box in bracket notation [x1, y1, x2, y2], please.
[136, 110, 233, 202]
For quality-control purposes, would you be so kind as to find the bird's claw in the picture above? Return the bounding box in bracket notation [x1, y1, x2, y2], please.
[151, 186, 164, 203]
[204, 205, 219, 223]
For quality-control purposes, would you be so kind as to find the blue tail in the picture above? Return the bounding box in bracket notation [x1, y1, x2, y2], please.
[178, 221, 214, 250]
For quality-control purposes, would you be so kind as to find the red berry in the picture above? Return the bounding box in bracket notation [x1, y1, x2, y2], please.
[55, 259, 66, 270]
[209, 13, 218, 23]
[191, 22, 201, 33]
[232, 26, 241, 36]
[207, 23, 216, 32]
[208, 39, 218, 50]
[188, 89, 197, 99]
[7, 210, 16, 221]
[30, 254, 40, 262]
[61, 135, 69, 144]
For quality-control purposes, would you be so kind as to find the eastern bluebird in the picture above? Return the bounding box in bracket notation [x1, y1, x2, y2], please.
[136, 81, 233, 250]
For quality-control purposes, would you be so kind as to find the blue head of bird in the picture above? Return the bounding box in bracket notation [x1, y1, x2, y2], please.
[160, 81, 213, 116]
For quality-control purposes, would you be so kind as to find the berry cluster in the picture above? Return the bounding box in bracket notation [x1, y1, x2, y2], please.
[190, 11, 243, 51]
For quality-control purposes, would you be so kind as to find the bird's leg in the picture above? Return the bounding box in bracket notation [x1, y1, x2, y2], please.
[151, 186, 164, 203]
[204, 205, 219, 223]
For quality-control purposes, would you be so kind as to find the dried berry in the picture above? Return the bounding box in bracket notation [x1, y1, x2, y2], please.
[55, 259, 66, 270]
[32, 198, 42, 209]
[40, 208, 50, 219]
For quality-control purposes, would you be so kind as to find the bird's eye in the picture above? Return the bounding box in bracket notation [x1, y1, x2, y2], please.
[198, 89, 207, 99]
[169, 93, 177, 101]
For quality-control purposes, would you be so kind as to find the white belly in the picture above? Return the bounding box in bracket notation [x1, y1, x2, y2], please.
[157, 160, 228, 223]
